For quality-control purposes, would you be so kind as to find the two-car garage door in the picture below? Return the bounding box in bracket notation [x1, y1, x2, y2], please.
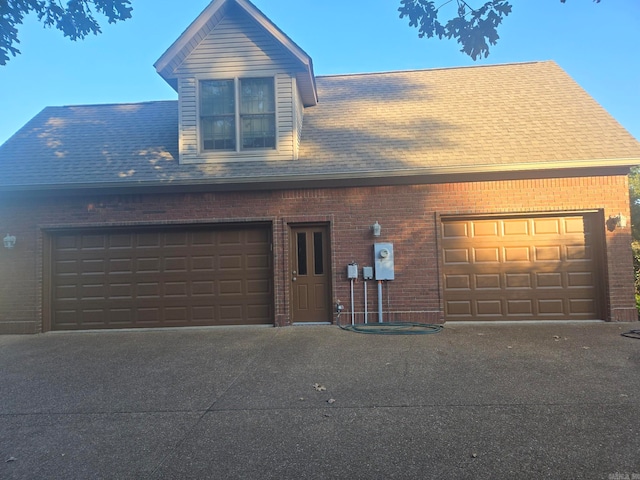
[50, 225, 272, 330]
[441, 213, 604, 321]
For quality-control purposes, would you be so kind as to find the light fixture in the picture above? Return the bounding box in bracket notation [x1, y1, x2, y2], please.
[3, 234, 16, 249]
[617, 213, 628, 228]
[606, 213, 627, 232]
[371, 221, 381, 237]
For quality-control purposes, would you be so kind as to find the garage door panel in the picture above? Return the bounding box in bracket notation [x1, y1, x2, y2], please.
[534, 246, 561, 261]
[248, 279, 271, 294]
[248, 304, 271, 322]
[442, 222, 469, 239]
[507, 300, 533, 315]
[51, 226, 273, 330]
[136, 258, 161, 273]
[109, 258, 134, 273]
[533, 218, 561, 235]
[81, 283, 106, 299]
[164, 257, 188, 272]
[108, 234, 134, 249]
[504, 246, 530, 262]
[192, 256, 215, 271]
[505, 273, 531, 289]
[474, 247, 500, 263]
[538, 299, 564, 315]
[192, 306, 216, 320]
[80, 236, 106, 250]
[473, 221, 499, 237]
[476, 274, 500, 289]
[444, 248, 470, 264]
[442, 214, 603, 321]
[81, 259, 106, 274]
[567, 272, 594, 287]
[445, 274, 471, 290]
[503, 219, 529, 236]
[569, 298, 596, 314]
[109, 283, 133, 299]
[536, 272, 563, 288]
[565, 217, 587, 234]
[446, 300, 472, 316]
[566, 245, 592, 260]
[248, 254, 270, 269]
[477, 300, 502, 315]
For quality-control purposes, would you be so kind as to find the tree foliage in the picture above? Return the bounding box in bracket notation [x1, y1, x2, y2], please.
[399, 0, 601, 60]
[0, 0, 132, 66]
[626, 168, 640, 311]
[629, 167, 640, 242]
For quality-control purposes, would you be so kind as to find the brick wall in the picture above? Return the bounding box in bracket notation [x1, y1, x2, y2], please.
[0, 174, 634, 333]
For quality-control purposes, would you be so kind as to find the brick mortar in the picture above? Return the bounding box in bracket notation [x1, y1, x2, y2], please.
[0, 175, 633, 331]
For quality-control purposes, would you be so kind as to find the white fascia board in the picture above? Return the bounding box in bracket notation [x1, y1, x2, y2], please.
[154, 0, 227, 76]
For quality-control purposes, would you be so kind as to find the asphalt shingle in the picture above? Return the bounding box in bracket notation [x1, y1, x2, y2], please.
[1, 61, 638, 190]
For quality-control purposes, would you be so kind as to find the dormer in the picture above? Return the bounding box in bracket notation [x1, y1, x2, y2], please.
[154, 0, 317, 164]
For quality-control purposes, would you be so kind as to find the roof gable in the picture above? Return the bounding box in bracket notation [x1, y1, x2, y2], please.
[154, 0, 317, 106]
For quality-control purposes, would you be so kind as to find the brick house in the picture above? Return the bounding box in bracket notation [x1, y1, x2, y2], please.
[1, 0, 639, 334]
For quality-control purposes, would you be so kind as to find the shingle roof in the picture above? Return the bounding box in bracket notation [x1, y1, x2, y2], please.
[300, 61, 640, 171]
[1, 61, 638, 191]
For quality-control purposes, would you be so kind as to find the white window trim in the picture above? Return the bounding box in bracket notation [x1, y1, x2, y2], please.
[196, 74, 279, 158]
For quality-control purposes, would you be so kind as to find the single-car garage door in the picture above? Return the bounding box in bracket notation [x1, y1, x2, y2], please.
[49, 225, 272, 330]
[441, 213, 604, 321]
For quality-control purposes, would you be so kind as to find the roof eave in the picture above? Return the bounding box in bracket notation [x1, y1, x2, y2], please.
[2, 158, 636, 196]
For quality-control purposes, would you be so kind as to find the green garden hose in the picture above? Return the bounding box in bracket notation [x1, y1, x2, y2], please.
[338, 320, 443, 335]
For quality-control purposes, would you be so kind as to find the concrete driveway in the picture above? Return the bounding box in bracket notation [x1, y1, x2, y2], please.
[1, 322, 639, 479]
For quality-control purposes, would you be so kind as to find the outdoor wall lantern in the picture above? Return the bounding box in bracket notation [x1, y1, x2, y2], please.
[3, 234, 16, 249]
[371, 221, 382, 237]
[606, 213, 627, 232]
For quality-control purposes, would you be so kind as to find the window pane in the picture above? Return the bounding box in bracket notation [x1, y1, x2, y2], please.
[201, 80, 235, 115]
[297, 233, 307, 276]
[313, 232, 324, 275]
[241, 115, 275, 149]
[200, 80, 236, 151]
[240, 78, 275, 150]
[240, 78, 275, 114]
[202, 117, 235, 151]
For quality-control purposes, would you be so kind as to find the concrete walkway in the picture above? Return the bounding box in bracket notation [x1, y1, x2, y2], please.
[1, 322, 639, 479]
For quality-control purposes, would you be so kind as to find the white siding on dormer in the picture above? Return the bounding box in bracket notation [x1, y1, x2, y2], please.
[174, 6, 306, 164]
[293, 79, 305, 160]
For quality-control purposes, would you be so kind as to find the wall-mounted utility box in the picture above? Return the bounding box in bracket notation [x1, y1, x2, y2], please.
[347, 263, 359, 279]
[362, 266, 373, 280]
[374, 243, 394, 280]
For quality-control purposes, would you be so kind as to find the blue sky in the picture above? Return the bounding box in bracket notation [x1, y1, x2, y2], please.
[0, 0, 638, 146]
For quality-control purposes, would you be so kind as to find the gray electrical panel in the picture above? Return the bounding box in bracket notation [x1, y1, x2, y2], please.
[362, 266, 373, 280]
[347, 263, 359, 279]
[374, 243, 394, 280]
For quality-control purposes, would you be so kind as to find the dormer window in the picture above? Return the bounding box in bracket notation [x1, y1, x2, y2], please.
[200, 77, 276, 152]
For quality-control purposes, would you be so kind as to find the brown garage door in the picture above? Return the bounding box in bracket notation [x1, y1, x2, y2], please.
[50, 225, 272, 330]
[441, 213, 604, 321]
